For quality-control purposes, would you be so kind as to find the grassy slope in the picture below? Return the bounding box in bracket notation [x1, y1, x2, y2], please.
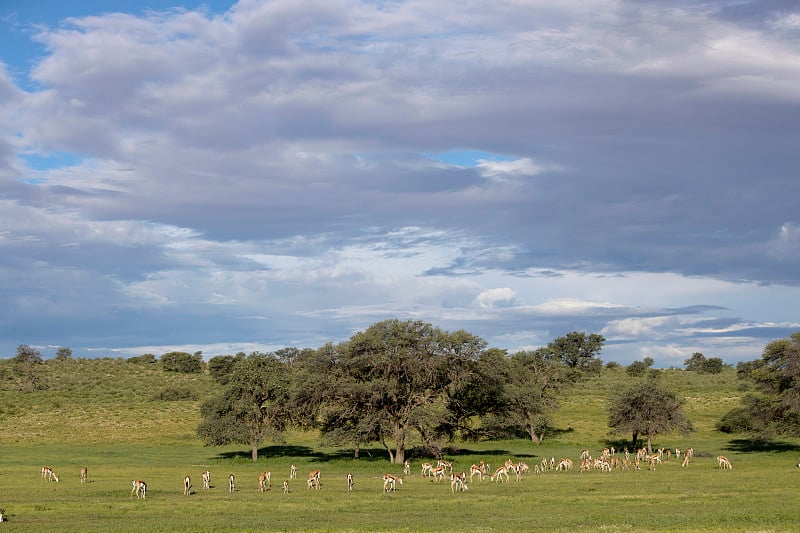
[0, 358, 798, 532]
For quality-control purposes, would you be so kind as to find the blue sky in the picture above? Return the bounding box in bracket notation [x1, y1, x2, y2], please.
[1, 0, 799, 365]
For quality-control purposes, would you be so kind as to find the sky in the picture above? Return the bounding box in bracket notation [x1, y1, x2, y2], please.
[1, 0, 799, 366]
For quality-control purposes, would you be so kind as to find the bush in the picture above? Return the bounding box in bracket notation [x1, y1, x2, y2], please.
[160, 352, 204, 373]
[150, 386, 198, 401]
[716, 406, 757, 433]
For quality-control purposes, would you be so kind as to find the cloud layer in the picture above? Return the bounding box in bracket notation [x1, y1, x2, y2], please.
[1, 0, 799, 364]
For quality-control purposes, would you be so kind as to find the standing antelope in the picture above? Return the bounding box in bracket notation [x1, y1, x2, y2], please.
[282, 480, 290, 493]
[347, 473, 354, 491]
[307, 469, 321, 489]
[290, 464, 297, 479]
[681, 447, 694, 467]
[202, 470, 210, 490]
[131, 480, 147, 499]
[258, 471, 271, 492]
[80, 466, 88, 484]
[228, 473, 235, 493]
[403, 461, 410, 475]
[383, 474, 402, 492]
[469, 464, 484, 483]
[450, 472, 467, 493]
[717, 455, 733, 469]
[420, 463, 433, 477]
[184, 475, 191, 496]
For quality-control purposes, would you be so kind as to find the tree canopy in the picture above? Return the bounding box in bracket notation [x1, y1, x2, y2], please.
[608, 379, 692, 452]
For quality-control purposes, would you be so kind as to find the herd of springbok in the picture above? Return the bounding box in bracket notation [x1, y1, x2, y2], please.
[35, 448, 744, 500]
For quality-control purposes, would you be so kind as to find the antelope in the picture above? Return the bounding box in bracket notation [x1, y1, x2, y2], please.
[717, 455, 733, 469]
[556, 458, 573, 471]
[681, 447, 694, 467]
[258, 471, 271, 492]
[450, 472, 467, 493]
[131, 480, 147, 499]
[228, 473, 235, 493]
[202, 470, 210, 490]
[383, 474, 402, 492]
[479, 460, 490, 475]
[420, 463, 433, 477]
[347, 473, 354, 491]
[184, 475, 191, 496]
[403, 461, 410, 475]
[42, 466, 59, 482]
[283, 480, 290, 493]
[290, 464, 297, 479]
[80, 466, 88, 484]
[469, 464, 484, 483]
[307, 469, 321, 489]
[491, 466, 510, 483]
[0, 508, 4, 522]
[429, 466, 446, 482]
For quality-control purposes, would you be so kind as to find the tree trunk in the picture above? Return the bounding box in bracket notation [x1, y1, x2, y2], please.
[646, 434, 653, 454]
[393, 423, 406, 465]
[251, 441, 259, 461]
[353, 444, 360, 459]
[631, 431, 638, 448]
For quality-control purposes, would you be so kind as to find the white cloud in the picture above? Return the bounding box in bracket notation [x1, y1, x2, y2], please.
[475, 287, 517, 309]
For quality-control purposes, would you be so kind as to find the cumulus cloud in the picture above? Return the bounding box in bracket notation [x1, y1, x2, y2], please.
[475, 287, 517, 309]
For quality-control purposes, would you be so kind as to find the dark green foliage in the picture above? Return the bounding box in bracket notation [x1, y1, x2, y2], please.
[626, 357, 653, 377]
[207, 355, 239, 384]
[545, 331, 605, 373]
[54, 347, 73, 360]
[716, 406, 757, 433]
[160, 351, 204, 373]
[608, 379, 693, 451]
[151, 385, 199, 401]
[197, 353, 291, 461]
[685, 352, 726, 374]
[128, 353, 157, 365]
[719, 332, 800, 437]
[13, 344, 44, 392]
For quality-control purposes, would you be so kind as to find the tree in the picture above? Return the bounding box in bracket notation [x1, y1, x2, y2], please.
[685, 352, 725, 374]
[55, 347, 73, 360]
[160, 351, 203, 373]
[608, 380, 692, 452]
[545, 331, 605, 373]
[14, 344, 44, 392]
[626, 357, 654, 377]
[317, 319, 485, 464]
[718, 332, 800, 437]
[207, 355, 242, 384]
[501, 348, 567, 443]
[197, 353, 291, 461]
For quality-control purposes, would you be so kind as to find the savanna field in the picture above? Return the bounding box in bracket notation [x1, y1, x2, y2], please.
[1, 358, 799, 532]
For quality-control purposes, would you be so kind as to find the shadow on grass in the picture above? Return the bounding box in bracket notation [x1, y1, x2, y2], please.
[214, 445, 391, 462]
[723, 439, 800, 453]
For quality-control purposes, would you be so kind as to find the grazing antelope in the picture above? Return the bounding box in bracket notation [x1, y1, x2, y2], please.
[202, 470, 210, 490]
[420, 463, 433, 477]
[258, 471, 271, 492]
[184, 475, 191, 496]
[717, 455, 733, 469]
[0, 507, 4, 522]
[556, 458, 573, 471]
[42, 466, 59, 482]
[403, 461, 410, 475]
[307, 469, 321, 489]
[450, 472, 468, 493]
[347, 473, 354, 491]
[429, 466, 446, 482]
[491, 466, 510, 483]
[131, 480, 147, 499]
[282, 480, 290, 493]
[383, 474, 403, 492]
[80, 466, 88, 484]
[228, 473, 235, 493]
[290, 464, 297, 479]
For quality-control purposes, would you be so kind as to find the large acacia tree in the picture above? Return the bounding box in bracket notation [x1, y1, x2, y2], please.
[318, 319, 487, 464]
[197, 353, 291, 461]
[608, 380, 692, 452]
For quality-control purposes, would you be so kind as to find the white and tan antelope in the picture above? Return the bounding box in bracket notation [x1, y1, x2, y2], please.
[131, 480, 147, 499]
[469, 464, 484, 483]
[228, 473, 235, 493]
[307, 469, 321, 489]
[429, 466, 446, 482]
[347, 472, 354, 491]
[717, 455, 733, 469]
[556, 458, 573, 472]
[42, 466, 59, 482]
[491, 466, 510, 483]
[383, 473, 403, 492]
[450, 471, 467, 493]
[80, 466, 88, 484]
[420, 463, 433, 477]
[202, 470, 210, 490]
[290, 464, 297, 479]
[258, 470, 271, 492]
[283, 480, 290, 493]
[403, 461, 410, 475]
[183, 475, 191, 496]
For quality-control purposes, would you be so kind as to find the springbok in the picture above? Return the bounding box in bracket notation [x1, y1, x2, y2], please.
[131, 480, 147, 499]
[184, 475, 191, 496]
[80, 466, 88, 484]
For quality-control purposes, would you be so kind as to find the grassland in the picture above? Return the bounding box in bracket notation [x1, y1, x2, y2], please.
[0, 358, 798, 532]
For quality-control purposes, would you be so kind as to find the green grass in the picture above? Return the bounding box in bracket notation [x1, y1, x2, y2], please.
[0, 359, 799, 531]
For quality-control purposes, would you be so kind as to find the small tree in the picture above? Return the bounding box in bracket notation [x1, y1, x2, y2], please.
[545, 331, 605, 375]
[685, 352, 725, 374]
[55, 347, 73, 360]
[626, 357, 654, 377]
[14, 344, 44, 392]
[160, 351, 203, 373]
[608, 380, 692, 452]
